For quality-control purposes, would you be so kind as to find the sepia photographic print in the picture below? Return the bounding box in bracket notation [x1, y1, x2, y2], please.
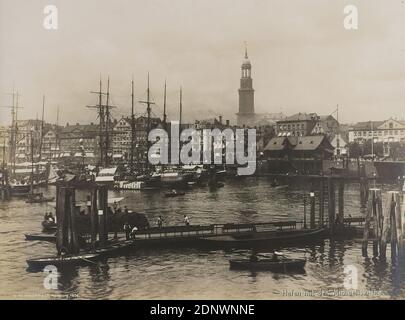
[1, 0, 405, 307]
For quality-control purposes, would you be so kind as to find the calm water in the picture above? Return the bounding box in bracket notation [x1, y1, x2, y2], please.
[0, 177, 404, 300]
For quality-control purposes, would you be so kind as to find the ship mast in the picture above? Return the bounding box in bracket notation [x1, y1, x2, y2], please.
[163, 80, 167, 126]
[130, 76, 136, 174]
[179, 87, 183, 165]
[139, 73, 155, 172]
[39, 95, 45, 161]
[30, 130, 34, 195]
[1, 89, 22, 175]
[105, 77, 111, 167]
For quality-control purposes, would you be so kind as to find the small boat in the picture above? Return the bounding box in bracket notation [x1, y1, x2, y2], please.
[41, 219, 57, 231]
[26, 193, 55, 203]
[25, 233, 56, 243]
[229, 258, 306, 272]
[270, 180, 280, 188]
[95, 240, 133, 257]
[164, 190, 186, 197]
[27, 253, 100, 269]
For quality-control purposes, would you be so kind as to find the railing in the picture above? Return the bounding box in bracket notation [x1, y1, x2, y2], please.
[131, 220, 303, 240]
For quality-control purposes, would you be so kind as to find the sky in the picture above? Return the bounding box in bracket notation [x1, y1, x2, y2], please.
[1, 0, 405, 126]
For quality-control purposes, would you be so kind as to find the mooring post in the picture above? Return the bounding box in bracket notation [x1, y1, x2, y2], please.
[380, 192, 395, 260]
[376, 190, 383, 254]
[389, 192, 399, 260]
[370, 189, 382, 257]
[362, 189, 374, 257]
[327, 177, 336, 235]
[338, 181, 345, 226]
[319, 178, 325, 227]
[303, 194, 307, 229]
[90, 187, 98, 251]
[401, 184, 405, 257]
[310, 190, 316, 229]
[98, 185, 108, 246]
[56, 186, 68, 255]
[68, 187, 80, 254]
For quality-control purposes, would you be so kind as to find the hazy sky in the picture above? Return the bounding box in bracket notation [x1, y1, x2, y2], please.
[1, 0, 405, 126]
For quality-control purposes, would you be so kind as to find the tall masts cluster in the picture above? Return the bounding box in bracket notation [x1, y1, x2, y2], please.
[87, 76, 116, 167]
[0, 89, 22, 174]
[139, 73, 155, 172]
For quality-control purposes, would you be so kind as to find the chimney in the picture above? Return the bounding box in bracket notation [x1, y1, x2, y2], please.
[219, 115, 223, 124]
[66, 122, 69, 127]
[226, 120, 230, 126]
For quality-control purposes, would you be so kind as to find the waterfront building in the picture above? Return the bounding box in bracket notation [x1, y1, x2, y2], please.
[348, 118, 405, 144]
[59, 122, 99, 158]
[0, 127, 9, 165]
[112, 117, 132, 160]
[348, 118, 405, 157]
[276, 113, 340, 144]
[264, 135, 334, 174]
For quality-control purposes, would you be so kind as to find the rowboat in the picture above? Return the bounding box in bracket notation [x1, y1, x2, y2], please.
[41, 220, 57, 231]
[94, 240, 134, 257]
[164, 190, 186, 197]
[27, 253, 100, 269]
[25, 233, 56, 243]
[26, 194, 55, 203]
[229, 258, 306, 272]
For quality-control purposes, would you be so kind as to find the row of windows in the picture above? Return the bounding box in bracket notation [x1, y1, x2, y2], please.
[278, 124, 305, 131]
[353, 130, 405, 137]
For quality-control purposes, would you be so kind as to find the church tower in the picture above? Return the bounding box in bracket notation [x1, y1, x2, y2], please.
[237, 47, 255, 126]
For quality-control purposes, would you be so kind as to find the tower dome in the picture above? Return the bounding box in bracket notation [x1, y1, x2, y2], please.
[241, 48, 251, 68]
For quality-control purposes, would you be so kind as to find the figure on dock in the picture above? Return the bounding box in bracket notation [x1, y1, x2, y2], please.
[124, 222, 131, 240]
[157, 216, 163, 228]
[183, 215, 190, 226]
[131, 226, 138, 239]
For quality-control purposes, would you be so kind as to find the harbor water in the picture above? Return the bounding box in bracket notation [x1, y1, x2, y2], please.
[0, 177, 404, 299]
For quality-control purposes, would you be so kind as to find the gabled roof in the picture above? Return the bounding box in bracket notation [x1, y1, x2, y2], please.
[61, 124, 99, 134]
[293, 136, 330, 151]
[264, 137, 288, 151]
[351, 121, 384, 131]
[280, 113, 319, 122]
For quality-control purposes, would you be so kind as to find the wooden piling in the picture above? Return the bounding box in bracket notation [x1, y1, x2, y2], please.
[68, 188, 80, 254]
[393, 192, 403, 254]
[98, 185, 108, 246]
[380, 192, 394, 260]
[327, 178, 336, 235]
[319, 178, 325, 227]
[362, 189, 374, 257]
[310, 191, 316, 229]
[90, 187, 98, 251]
[371, 189, 382, 257]
[389, 192, 400, 259]
[360, 177, 369, 208]
[402, 184, 405, 255]
[56, 186, 68, 255]
[338, 181, 345, 225]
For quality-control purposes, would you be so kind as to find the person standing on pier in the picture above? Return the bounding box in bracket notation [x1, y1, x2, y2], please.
[157, 216, 163, 228]
[124, 222, 131, 240]
[184, 215, 190, 226]
[131, 226, 138, 239]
